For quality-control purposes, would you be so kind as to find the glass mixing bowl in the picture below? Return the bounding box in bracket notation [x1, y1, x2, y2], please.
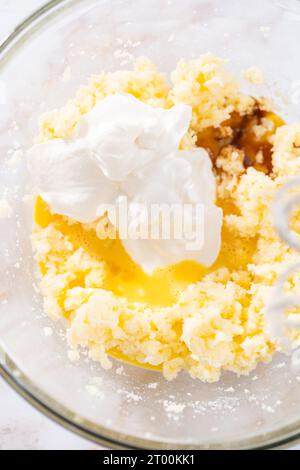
[1, 0, 300, 450]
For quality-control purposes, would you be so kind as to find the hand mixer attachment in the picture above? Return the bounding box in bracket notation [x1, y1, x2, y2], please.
[267, 176, 300, 360]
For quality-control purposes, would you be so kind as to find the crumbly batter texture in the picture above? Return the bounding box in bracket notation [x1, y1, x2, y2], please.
[32, 54, 300, 382]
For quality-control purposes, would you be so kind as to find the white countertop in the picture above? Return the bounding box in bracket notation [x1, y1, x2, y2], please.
[0, 0, 299, 451]
[0, 377, 100, 450]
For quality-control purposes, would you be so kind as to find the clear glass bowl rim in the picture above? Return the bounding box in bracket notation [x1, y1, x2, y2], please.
[1, 0, 300, 450]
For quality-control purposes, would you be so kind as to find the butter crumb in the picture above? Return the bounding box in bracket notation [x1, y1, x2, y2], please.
[85, 384, 103, 398]
[242, 66, 265, 85]
[260, 25, 271, 36]
[68, 349, 80, 362]
[116, 365, 124, 375]
[62, 66, 71, 83]
[0, 199, 13, 219]
[148, 382, 158, 389]
[43, 327, 53, 337]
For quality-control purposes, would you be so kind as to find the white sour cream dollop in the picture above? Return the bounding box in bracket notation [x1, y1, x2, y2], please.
[28, 93, 222, 273]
